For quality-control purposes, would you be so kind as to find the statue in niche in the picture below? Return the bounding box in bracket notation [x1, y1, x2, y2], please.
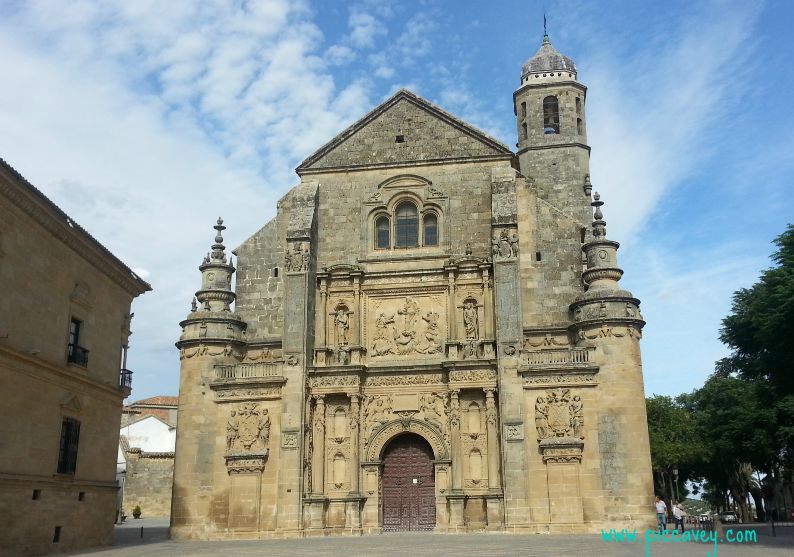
[334, 307, 349, 346]
[491, 237, 499, 258]
[463, 300, 479, 340]
[334, 346, 350, 365]
[510, 231, 519, 257]
[420, 392, 447, 431]
[498, 229, 512, 258]
[416, 311, 442, 354]
[371, 313, 395, 356]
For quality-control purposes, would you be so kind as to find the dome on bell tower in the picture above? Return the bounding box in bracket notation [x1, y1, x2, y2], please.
[521, 34, 577, 82]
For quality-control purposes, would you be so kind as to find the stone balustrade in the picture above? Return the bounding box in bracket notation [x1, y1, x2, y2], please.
[521, 348, 591, 368]
[214, 362, 282, 380]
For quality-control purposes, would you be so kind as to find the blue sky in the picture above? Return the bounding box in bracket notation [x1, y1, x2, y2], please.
[0, 0, 791, 403]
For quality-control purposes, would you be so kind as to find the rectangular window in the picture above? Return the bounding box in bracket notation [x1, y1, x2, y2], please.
[57, 418, 80, 475]
[53, 526, 61, 543]
[67, 318, 88, 366]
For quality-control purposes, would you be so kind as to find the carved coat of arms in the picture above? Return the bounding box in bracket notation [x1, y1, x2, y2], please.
[227, 403, 271, 452]
[534, 389, 584, 441]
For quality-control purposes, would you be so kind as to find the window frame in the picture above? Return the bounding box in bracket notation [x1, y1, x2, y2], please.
[422, 211, 439, 247]
[57, 417, 80, 475]
[374, 214, 391, 250]
[543, 95, 560, 134]
[393, 201, 419, 248]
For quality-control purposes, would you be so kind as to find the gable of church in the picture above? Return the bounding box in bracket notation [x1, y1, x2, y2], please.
[296, 90, 513, 174]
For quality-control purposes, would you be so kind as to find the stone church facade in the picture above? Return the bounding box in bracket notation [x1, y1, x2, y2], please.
[172, 36, 655, 538]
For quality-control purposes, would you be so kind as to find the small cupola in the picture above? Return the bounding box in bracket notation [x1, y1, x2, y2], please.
[520, 34, 577, 84]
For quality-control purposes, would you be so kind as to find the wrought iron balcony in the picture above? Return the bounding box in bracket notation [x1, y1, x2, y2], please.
[119, 368, 133, 389]
[67, 345, 89, 367]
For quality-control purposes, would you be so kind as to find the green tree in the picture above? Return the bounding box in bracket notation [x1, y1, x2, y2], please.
[718, 224, 794, 458]
[646, 395, 703, 502]
[683, 375, 776, 521]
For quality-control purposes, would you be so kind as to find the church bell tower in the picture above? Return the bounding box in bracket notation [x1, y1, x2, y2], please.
[514, 32, 592, 224]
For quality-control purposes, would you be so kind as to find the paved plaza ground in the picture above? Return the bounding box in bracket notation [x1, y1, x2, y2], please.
[61, 518, 794, 557]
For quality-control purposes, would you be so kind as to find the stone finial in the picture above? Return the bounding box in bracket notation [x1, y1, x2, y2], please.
[211, 217, 227, 263]
[583, 174, 592, 196]
[591, 192, 606, 239]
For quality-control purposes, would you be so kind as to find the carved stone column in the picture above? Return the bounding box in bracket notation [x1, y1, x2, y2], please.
[481, 267, 493, 339]
[352, 275, 361, 346]
[446, 269, 457, 339]
[449, 389, 462, 490]
[349, 394, 360, 493]
[319, 280, 327, 346]
[345, 394, 362, 530]
[484, 389, 499, 489]
[311, 395, 326, 494]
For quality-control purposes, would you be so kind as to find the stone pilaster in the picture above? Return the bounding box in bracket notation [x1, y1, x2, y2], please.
[490, 167, 529, 527]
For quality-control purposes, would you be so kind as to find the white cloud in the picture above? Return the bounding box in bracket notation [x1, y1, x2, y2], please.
[348, 12, 387, 49]
[0, 0, 375, 399]
[583, 3, 763, 242]
[326, 44, 357, 65]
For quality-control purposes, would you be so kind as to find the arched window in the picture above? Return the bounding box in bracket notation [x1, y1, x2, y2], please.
[394, 202, 418, 247]
[423, 213, 438, 246]
[375, 216, 390, 249]
[543, 95, 560, 134]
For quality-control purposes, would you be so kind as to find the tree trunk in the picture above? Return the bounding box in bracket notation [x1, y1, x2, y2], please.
[750, 487, 765, 521]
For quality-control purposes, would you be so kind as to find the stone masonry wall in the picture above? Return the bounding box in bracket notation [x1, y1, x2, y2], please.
[123, 451, 174, 518]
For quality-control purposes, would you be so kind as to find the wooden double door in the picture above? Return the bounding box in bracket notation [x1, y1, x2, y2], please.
[381, 433, 436, 531]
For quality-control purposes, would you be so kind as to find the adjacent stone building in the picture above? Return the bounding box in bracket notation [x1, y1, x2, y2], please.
[172, 35, 655, 538]
[118, 397, 178, 519]
[0, 159, 150, 555]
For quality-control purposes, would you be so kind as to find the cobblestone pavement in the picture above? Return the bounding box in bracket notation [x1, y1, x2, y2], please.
[62, 519, 794, 557]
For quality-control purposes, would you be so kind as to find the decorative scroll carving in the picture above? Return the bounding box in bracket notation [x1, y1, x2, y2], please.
[525, 333, 568, 348]
[281, 430, 299, 449]
[539, 439, 584, 463]
[364, 373, 443, 386]
[243, 347, 282, 362]
[225, 453, 268, 474]
[523, 372, 598, 387]
[534, 389, 584, 441]
[504, 422, 524, 441]
[215, 386, 282, 400]
[226, 403, 271, 452]
[285, 353, 300, 366]
[449, 369, 496, 383]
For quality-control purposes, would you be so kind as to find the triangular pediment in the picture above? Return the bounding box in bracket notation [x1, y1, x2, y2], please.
[297, 90, 513, 174]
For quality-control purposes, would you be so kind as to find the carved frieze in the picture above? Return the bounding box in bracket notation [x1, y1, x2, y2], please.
[449, 369, 496, 383]
[281, 430, 299, 449]
[523, 372, 598, 387]
[309, 375, 360, 389]
[364, 373, 443, 387]
[225, 453, 268, 474]
[214, 386, 282, 401]
[534, 389, 584, 441]
[539, 438, 584, 463]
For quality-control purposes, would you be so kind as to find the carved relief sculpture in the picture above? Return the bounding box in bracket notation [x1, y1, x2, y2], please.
[227, 403, 271, 452]
[534, 389, 584, 441]
[416, 311, 442, 354]
[419, 392, 448, 431]
[371, 312, 396, 356]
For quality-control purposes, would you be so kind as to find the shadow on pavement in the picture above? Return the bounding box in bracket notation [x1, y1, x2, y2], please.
[113, 518, 170, 547]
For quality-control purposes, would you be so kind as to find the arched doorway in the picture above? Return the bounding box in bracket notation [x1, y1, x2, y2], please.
[381, 433, 436, 532]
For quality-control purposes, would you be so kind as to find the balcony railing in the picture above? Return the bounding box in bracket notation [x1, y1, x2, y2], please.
[67, 345, 89, 367]
[119, 368, 133, 389]
[214, 363, 281, 380]
[522, 348, 591, 367]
